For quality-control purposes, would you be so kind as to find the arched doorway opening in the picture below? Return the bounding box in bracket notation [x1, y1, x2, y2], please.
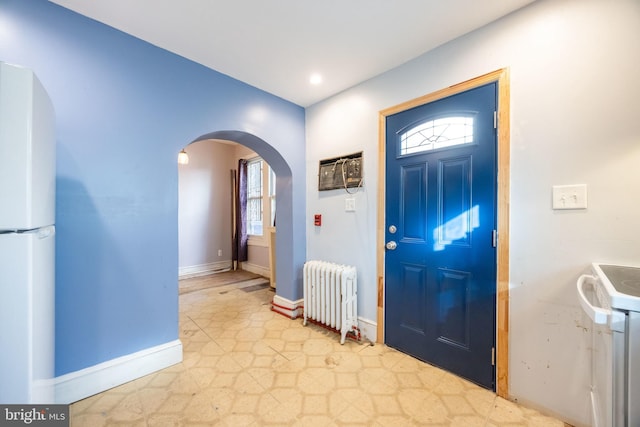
[178, 130, 297, 314]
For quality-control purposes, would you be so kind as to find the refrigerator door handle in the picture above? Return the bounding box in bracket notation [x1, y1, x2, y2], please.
[37, 226, 55, 239]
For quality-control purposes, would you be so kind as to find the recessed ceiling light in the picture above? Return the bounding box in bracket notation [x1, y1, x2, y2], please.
[309, 73, 323, 85]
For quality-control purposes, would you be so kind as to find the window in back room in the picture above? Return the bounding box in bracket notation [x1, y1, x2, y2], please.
[246, 157, 275, 238]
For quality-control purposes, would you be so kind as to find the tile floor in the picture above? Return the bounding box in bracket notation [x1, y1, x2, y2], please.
[70, 279, 568, 426]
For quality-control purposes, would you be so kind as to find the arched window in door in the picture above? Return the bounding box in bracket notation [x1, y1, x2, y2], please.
[400, 115, 474, 155]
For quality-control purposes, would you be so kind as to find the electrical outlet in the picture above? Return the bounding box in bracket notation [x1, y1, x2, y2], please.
[218, 249, 223, 257]
[552, 184, 587, 210]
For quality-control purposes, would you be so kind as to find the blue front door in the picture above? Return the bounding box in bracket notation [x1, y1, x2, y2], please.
[384, 83, 497, 389]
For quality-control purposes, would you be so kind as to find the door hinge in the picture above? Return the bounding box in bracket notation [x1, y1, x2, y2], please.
[493, 111, 497, 129]
[492, 230, 498, 248]
[491, 347, 495, 366]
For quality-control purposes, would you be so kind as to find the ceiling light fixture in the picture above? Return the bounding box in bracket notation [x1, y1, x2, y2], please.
[177, 149, 189, 165]
[309, 73, 323, 85]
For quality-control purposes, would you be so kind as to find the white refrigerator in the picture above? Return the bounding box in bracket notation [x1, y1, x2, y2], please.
[0, 62, 56, 404]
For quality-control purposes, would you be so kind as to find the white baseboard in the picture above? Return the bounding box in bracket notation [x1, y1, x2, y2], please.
[54, 339, 183, 404]
[357, 316, 377, 343]
[179, 261, 231, 278]
[272, 294, 303, 319]
[240, 261, 270, 278]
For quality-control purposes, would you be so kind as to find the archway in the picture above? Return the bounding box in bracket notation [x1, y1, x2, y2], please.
[185, 130, 300, 317]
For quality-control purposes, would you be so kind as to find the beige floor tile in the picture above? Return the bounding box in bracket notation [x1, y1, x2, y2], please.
[81, 393, 126, 414]
[434, 371, 479, 395]
[268, 386, 304, 408]
[70, 276, 567, 427]
[146, 413, 184, 426]
[395, 371, 425, 388]
[410, 392, 450, 424]
[487, 396, 526, 423]
[441, 394, 477, 416]
[370, 394, 405, 415]
[70, 412, 109, 427]
[261, 397, 303, 424]
[296, 414, 337, 427]
[326, 393, 351, 417]
[416, 363, 448, 389]
[154, 392, 192, 414]
[372, 414, 419, 427]
[325, 350, 364, 373]
[302, 337, 335, 355]
[334, 405, 379, 424]
[465, 389, 497, 418]
[69, 392, 102, 414]
[137, 387, 170, 414]
[109, 393, 145, 422]
[449, 414, 490, 427]
[281, 326, 312, 342]
[219, 413, 259, 426]
[301, 394, 329, 414]
[334, 371, 359, 388]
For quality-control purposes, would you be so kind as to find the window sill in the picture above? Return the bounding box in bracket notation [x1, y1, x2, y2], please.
[248, 235, 268, 248]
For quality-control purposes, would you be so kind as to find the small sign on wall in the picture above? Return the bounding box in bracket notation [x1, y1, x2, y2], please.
[318, 151, 363, 191]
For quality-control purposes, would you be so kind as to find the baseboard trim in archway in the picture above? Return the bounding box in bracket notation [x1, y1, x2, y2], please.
[271, 295, 303, 319]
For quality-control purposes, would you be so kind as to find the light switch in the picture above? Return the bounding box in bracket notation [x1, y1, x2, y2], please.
[345, 198, 356, 212]
[552, 184, 587, 210]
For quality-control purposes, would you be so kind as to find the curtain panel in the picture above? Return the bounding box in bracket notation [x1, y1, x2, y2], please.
[232, 159, 248, 265]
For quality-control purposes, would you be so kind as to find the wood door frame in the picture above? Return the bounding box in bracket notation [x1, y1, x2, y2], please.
[376, 69, 510, 397]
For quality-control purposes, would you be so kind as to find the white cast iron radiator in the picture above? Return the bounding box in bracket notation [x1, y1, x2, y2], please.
[303, 260, 358, 344]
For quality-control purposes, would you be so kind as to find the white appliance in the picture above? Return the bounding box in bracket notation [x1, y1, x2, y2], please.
[0, 62, 56, 403]
[577, 263, 640, 427]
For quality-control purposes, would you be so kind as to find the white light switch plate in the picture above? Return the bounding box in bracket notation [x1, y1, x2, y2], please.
[345, 198, 356, 212]
[552, 184, 587, 210]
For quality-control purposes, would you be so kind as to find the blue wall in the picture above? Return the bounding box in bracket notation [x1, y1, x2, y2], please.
[0, 0, 306, 376]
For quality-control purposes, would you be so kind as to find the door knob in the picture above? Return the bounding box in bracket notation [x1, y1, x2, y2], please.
[385, 241, 397, 250]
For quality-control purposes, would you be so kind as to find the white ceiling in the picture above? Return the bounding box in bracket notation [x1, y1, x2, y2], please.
[49, 0, 536, 107]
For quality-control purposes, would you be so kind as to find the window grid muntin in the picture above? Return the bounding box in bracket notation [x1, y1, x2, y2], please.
[400, 116, 474, 155]
[247, 159, 263, 235]
[268, 168, 276, 227]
